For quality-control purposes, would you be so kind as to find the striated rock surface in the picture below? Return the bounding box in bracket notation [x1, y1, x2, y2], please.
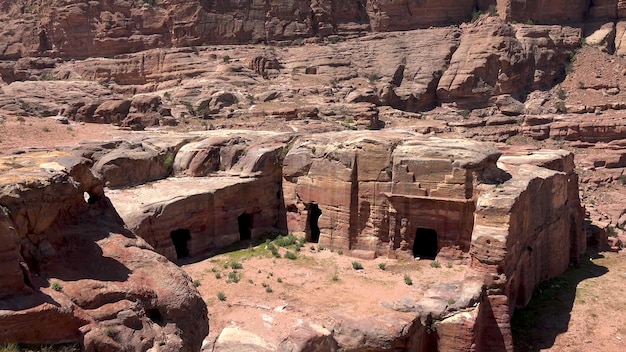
[0, 128, 589, 351]
[0, 151, 208, 351]
[105, 131, 291, 261]
[0, 0, 611, 61]
[437, 17, 581, 107]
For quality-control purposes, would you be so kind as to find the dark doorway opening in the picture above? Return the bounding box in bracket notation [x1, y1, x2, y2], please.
[413, 228, 438, 259]
[308, 203, 322, 242]
[170, 229, 191, 259]
[238, 213, 253, 241]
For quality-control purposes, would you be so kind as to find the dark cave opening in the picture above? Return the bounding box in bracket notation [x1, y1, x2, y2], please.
[413, 227, 438, 259]
[170, 228, 191, 259]
[307, 203, 322, 243]
[238, 213, 253, 241]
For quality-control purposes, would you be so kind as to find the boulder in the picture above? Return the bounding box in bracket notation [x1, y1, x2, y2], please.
[437, 17, 580, 108]
[0, 150, 208, 350]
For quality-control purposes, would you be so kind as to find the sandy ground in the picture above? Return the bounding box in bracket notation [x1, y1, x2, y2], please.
[0, 114, 127, 154]
[182, 236, 467, 346]
[513, 250, 626, 352]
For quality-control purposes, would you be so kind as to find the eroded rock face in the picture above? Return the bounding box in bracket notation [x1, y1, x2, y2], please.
[283, 131, 501, 258]
[0, 129, 587, 351]
[0, 151, 208, 351]
[2, 0, 616, 62]
[106, 131, 291, 261]
[437, 17, 581, 107]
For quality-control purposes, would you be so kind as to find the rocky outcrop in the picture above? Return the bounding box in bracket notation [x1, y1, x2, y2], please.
[497, 0, 590, 24]
[366, 0, 476, 31]
[0, 151, 208, 350]
[283, 131, 500, 259]
[1, 0, 617, 61]
[437, 17, 581, 107]
[0, 129, 587, 351]
[468, 147, 585, 350]
[106, 132, 291, 261]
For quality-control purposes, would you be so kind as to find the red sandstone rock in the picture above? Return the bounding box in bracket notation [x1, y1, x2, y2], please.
[0, 151, 208, 350]
[437, 17, 580, 107]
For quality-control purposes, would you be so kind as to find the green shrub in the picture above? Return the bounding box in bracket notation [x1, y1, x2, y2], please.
[227, 271, 240, 283]
[404, 274, 413, 285]
[554, 101, 567, 113]
[266, 242, 280, 257]
[284, 251, 297, 260]
[51, 281, 63, 291]
[0, 343, 20, 352]
[217, 291, 226, 301]
[378, 262, 387, 270]
[230, 261, 243, 269]
[214, 272, 222, 279]
[163, 153, 175, 168]
[193, 279, 201, 287]
[265, 286, 273, 293]
[430, 261, 441, 268]
[275, 234, 297, 247]
[352, 261, 363, 270]
[277, 277, 282, 283]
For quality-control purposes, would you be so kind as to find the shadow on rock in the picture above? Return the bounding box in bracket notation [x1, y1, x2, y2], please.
[40, 199, 135, 283]
[512, 249, 609, 351]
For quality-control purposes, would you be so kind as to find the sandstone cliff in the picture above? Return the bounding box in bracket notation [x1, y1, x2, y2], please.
[0, 0, 623, 60]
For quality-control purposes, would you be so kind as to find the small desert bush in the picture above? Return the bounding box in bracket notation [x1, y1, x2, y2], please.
[404, 274, 413, 286]
[352, 261, 363, 270]
[227, 271, 240, 283]
[284, 251, 297, 260]
[275, 234, 297, 247]
[378, 262, 387, 270]
[51, 281, 63, 291]
[430, 261, 441, 268]
[217, 291, 226, 301]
